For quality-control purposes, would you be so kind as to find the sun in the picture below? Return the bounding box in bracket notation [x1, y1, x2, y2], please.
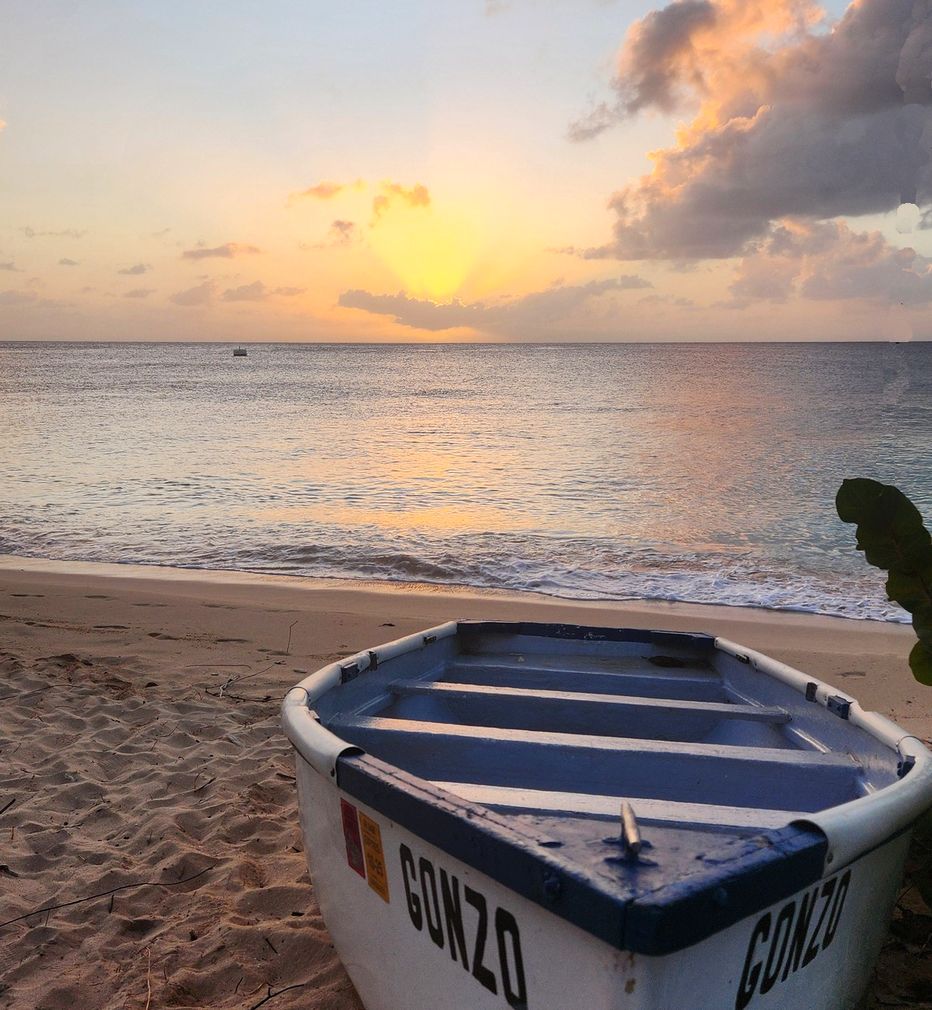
[368, 205, 479, 301]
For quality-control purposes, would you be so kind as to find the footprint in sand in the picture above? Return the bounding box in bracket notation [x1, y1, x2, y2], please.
[10, 593, 44, 598]
[148, 632, 180, 640]
[84, 594, 111, 599]
[131, 602, 168, 608]
[216, 638, 249, 644]
[94, 625, 130, 630]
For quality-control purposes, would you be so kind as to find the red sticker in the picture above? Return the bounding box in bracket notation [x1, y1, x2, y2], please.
[340, 799, 366, 878]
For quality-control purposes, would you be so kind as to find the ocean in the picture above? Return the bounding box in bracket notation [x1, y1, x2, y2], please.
[1, 340, 929, 621]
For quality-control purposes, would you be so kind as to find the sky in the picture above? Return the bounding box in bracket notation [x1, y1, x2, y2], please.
[1, 0, 931, 342]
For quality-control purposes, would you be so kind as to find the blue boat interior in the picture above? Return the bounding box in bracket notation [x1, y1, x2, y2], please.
[316, 621, 903, 953]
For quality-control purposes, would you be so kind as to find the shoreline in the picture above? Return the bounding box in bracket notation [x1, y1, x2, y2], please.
[0, 551, 908, 626]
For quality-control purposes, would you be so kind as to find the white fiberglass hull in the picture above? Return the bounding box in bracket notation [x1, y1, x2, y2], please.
[296, 758, 909, 1010]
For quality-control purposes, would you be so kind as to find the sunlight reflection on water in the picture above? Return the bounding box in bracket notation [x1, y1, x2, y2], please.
[1, 340, 929, 620]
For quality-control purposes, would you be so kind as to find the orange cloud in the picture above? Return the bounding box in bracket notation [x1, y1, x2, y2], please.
[371, 182, 431, 224]
[289, 179, 364, 204]
[573, 0, 932, 259]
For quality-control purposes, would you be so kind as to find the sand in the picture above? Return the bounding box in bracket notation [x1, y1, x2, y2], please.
[0, 556, 928, 1010]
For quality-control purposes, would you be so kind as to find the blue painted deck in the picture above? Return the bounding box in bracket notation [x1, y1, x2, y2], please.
[316, 622, 902, 953]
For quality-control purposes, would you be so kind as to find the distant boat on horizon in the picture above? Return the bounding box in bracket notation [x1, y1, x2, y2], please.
[232, 346, 247, 357]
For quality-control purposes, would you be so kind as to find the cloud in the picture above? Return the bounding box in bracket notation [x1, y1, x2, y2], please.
[181, 243, 261, 260]
[21, 226, 87, 239]
[0, 290, 38, 305]
[325, 219, 357, 246]
[573, 0, 932, 260]
[728, 219, 932, 305]
[638, 292, 696, 307]
[221, 281, 307, 302]
[118, 263, 150, 275]
[222, 281, 268, 302]
[124, 288, 155, 299]
[170, 280, 216, 306]
[302, 219, 358, 250]
[289, 179, 364, 204]
[371, 182, 431, 223]
[0, 261, 21, 272]
[0, 290, 66, 308]
[338, 275, 652, 334]
[288, 178, 431, 224]
[58, 258, 79, 267]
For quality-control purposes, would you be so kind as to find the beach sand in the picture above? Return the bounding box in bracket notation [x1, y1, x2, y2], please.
[0, 557, 929, 1010]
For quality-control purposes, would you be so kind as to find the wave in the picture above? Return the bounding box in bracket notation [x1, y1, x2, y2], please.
[0, 529, 907, 624]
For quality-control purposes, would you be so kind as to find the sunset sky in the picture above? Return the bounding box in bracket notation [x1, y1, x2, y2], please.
[2, 0, 931, 342]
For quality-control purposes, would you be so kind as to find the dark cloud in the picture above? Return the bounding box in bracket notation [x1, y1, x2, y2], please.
[339, 275, 652, 334]
[124, 288, 155, 299]
[574, 0, 932, 259]
[221, 281, 307, 301]
[728, 220, 932, 305]
[181, 243, 261, 260]
[327, 220, 357, 246]
[118, 263, 150, 275]
[0, 261, 21, 272]
[303, 220, 358, 250]
[58, 258, 79, 267]
[0, 290, 65, 308]
[170, 280, 216, 306]
[638, 292, 696, 307]
[570, 0, 716, 140]
[222, 281, 268, 302]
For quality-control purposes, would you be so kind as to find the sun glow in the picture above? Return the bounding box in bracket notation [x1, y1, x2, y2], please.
[368, 205, 480, 300]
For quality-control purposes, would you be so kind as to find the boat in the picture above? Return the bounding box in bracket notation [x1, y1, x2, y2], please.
[281, 621, 932, 1010]
[233, 346, 247, 357]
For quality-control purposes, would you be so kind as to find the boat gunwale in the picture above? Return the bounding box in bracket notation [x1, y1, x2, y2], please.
[281, 618, 932, 949]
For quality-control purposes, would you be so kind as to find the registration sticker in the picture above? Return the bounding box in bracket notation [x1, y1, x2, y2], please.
[359, 812, 391, 903]
[340, 799, 366, 878]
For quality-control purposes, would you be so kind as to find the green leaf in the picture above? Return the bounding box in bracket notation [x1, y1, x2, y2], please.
[909, 640, 932, 686]
[837, 479, 932, 687]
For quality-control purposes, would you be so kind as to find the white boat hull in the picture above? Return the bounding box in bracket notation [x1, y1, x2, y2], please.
[296, 757, 909, 1010]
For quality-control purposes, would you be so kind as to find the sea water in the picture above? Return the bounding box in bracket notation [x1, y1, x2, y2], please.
[1, 340, 929, 621]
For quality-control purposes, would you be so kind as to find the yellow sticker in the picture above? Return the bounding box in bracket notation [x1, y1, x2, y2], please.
[358, 812, 390, 903]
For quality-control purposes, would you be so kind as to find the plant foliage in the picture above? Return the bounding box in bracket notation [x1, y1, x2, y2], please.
[836, 478, 932, 685]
